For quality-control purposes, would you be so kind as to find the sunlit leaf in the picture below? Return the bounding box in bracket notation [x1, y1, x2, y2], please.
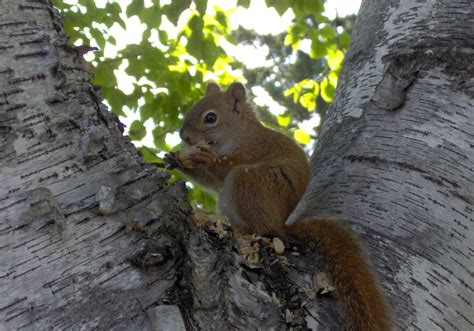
[215, 10, 228, 29]
[294, 129, 311, 145]
[328, 71, 338, 87]
[320, 79, 336, 102]
[299, 93, 316, 111]
[283, 87, 294, 97]
[327, 49, 344, 71]
[277, 115, 291, 127]
[138, 146, 162, 163]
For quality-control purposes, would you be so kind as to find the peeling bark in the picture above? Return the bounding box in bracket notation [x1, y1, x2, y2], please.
[1, 0, 473, 330]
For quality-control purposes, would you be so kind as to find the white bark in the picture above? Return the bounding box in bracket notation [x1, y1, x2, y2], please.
[291, 0, 474, 329]
[0, 0, 190, 329]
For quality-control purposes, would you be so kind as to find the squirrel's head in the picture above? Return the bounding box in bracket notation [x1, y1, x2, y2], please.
[180, 82, 258, 155]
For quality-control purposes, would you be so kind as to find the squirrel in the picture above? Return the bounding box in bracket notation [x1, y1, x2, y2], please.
[164, 82, 393, 330]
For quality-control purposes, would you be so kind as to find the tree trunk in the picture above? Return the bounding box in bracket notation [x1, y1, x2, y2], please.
[291, 0, 474, 329]
[0, 1, 193, 329]
[1, 0, 472, 330]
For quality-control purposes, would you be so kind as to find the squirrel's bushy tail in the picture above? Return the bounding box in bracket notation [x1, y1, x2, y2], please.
[285, 219, 393, 331]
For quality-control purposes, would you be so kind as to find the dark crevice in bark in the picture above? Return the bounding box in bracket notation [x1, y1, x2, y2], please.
[372, 43, 473, 111]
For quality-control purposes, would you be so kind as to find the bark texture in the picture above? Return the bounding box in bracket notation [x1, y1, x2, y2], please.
[290, 0, 474, 329]
[0, 0, 194, 329]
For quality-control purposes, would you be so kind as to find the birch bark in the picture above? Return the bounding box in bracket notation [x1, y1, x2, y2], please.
[290, 0, 474, 329]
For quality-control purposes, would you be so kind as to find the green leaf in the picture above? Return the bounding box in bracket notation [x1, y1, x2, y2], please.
[215, 10, 228, 29]
[188, 14, 204, 31]
[327, 49, 344, 71]
[328, 71, 338, 87]
[265, 0, 290, 16]
[93, 62, 118, 87]
[108, 35, 116, 45]
[237, 0, 250, 8]
[152, 127, 168, 150]
[194, 0, 207, 15]
[320, 79, 336, 103]
[126, 0, 144, 17]
[277, 115, 291, 127]
[158, 30, 168, 43]
[189, 187, 217, 211]
[141, 5, 162, 27]
[294, 129, 311, 145]
[187, 32, 204, 60]
[106, 2, 126, 29]
[138, 146, 162, 163]
[299, 93, 316, 111]
[305, 0, 324, 15]
[339, 31, 351, 49]
[310, 39, 326, 59]
[143, 28, 152, 41]
[283, 33, 293, 46]
[320, 25, 335, 39]
[106, 2, 122, 16]
[283, 87, 294, 97]
[141, 94, 163, 122]
[89, 28, 105, 49]
[129, 120, 147, 141]
[102, 87, 127, 117]
[52, 0, 71, 10]
[315, 13, 329, 23]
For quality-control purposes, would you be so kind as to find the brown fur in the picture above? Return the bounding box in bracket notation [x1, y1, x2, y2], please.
[166, 82, 393, 330]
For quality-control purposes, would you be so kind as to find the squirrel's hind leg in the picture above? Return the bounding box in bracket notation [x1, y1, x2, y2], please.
[217, 164, 294, 236]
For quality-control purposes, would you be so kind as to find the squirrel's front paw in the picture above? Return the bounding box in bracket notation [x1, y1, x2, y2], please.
[163, 151, 182, 170]
[164, 145, 215, 169]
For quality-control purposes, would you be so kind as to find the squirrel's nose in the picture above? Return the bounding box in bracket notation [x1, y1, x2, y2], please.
[180, 128, 191, 145]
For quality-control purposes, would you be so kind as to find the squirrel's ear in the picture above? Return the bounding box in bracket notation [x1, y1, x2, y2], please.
[226, 82, 246, 101]
[205, 82, 221, 95]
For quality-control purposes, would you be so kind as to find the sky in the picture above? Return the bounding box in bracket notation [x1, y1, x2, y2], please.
[80, 0, 362, 149]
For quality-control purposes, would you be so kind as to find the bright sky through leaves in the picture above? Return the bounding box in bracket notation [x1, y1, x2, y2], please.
[165, 0, 361, 148]
[69, 0, 361, 149]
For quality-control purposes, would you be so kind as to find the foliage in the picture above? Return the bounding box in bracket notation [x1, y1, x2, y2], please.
[53, 0, 354, 210]
[235, 1, 355, 142]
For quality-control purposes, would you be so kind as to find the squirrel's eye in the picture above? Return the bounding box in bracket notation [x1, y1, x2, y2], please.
[204, 112, 217, 125]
